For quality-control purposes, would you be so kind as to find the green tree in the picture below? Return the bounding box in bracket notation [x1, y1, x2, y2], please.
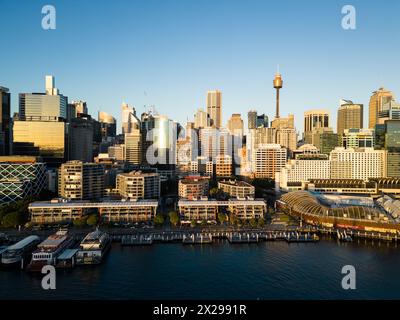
[209, 187, 219, 197]
[257, 218, 265, 227]
[168, 211, 180, 226]
[218, 212, 227, 225]
[1, 212, 22, 228]
[229, 213, 236, 225]
[73, 217, 87, 228]
[87, 214, 99, 226]
[249, 218, 257, 228]
[154, 214, 165, 226]
[190, 220, 197, 228]
[200, 220, 207, 226]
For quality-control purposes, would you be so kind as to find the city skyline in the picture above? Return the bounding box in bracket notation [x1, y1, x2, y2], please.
[1, 0, 400, 132]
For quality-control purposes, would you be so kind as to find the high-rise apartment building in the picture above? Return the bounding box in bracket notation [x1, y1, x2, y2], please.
[59, 161, 104, 200]
[206, 90, 222, 128]
[337, 100, 363, 135]
[253, 144, 287, 179]
[116, 171, 160, 200]
[178, 176, 209, 200]
[369, 87, 393, 129]
[215, 154, 232, 177]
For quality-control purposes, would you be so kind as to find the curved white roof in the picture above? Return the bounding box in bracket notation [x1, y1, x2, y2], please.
[7, 235, 40, 250]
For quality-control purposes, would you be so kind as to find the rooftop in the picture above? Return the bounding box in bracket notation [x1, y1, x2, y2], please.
[29, 199, 159, 209]
[219, 180, 253, 188]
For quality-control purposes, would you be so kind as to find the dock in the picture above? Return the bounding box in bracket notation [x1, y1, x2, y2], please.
[284, 232, 319, 243]
[227, 232, 260, 243]
[182, 233, 213, 244]
[121, 235, 153, 246]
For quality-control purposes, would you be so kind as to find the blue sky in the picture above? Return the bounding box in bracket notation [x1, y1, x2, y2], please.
[1, 0, 399, 133]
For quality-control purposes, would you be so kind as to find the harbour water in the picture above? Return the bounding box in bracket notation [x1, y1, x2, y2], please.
[1, 238, 400, 300]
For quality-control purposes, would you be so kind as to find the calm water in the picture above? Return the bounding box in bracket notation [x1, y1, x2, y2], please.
[1, 238, 400, 300]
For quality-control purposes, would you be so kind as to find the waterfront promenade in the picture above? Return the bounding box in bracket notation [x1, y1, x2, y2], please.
[2, 224, 399, 244]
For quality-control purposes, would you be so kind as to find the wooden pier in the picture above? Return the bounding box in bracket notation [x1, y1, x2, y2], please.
[121, 235, 153, 246]
[182, 233, 213, 244]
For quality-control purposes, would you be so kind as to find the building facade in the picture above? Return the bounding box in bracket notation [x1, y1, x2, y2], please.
[0, 156, 47, 205]
[253, 144, 287, 179]
[218, 180, 255, 199]
[337, 100, 363, 135]
[178, 176, 209, 200]
[206, 90, 222, 128]
[59, 161, 104, 200]
[116, 171, 160, 200]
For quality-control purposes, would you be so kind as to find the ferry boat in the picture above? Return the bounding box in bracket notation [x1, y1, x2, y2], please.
[76, 229, 111, 265]
[26, 230, 74, 272]
[1, 235, 40, 267]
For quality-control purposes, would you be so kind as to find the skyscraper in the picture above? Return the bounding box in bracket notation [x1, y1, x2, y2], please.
[206, 90, 222, 128]
[194, 108, 209, 129]
[98, 111, 117, 138]
[276, 128, 297, 154]
[368, 87, 393, 129]
[248, 110, 257, 130]
[271, 114, 294, 130]
[227, 114, 244, 136]
[303, 110, 329, 143]
[141, 112, 177, 167]
[0, 87, 11, 155]
[384, 120, 400, 178]
[311, 127, 338, 155]
[378, 99, 400, 124]
[68, 115, 94, 162]
[12, 118, 66, 165]
[256, 114, 269, 128]
[337, 100, 363, 135]
[121, 102, 140, 134]
[19, 75, 67, 119]
[125, 130, 142, 165]
[68, 100, 88, 119]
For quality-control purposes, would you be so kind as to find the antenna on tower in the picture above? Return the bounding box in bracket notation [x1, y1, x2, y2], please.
[277, 64, 280, 74]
